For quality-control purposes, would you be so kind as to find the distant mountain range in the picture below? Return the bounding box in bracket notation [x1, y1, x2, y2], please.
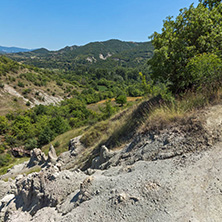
[7, 39, 153, 69]
[0, 46, 33, 54]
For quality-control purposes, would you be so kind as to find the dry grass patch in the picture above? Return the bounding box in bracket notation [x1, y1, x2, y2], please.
[80, 105, 137, 149]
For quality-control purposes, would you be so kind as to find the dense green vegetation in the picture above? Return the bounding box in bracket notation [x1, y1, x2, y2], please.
[0, 56, 148, 166]
[149, 0, 222, 93]
[0, 56, 20, 74]
[8, 40, 153, 70]
[0, 98, 120, 157]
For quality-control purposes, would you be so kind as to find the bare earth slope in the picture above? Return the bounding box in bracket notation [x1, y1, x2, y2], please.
[0, 104, 222, 222]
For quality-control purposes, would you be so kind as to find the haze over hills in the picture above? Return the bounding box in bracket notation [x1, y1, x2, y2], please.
[7, 39, 153, 69]
[0, 46, 33, 54]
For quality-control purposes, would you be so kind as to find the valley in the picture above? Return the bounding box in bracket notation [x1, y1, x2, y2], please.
[0, 0, 222, 221]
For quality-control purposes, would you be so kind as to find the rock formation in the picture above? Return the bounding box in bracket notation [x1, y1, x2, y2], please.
[27, 148, 47, 168]
[1, 104, 222, 221]
[47, 145, 58, 164]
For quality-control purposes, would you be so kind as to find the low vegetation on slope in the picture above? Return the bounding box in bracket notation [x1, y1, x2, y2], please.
[0, 54, 152, 169]
[0, 56, 76, 114]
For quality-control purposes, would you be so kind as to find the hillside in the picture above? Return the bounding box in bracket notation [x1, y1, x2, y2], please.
[0, 56, 76, 115]
[0, 1, 222, 221]
[7, 39, 153, 69]
[0, 96, 222, 221]
[0, 55, 149, 163]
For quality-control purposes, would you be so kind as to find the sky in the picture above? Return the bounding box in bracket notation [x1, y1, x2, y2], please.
[0, 0, 199, 50]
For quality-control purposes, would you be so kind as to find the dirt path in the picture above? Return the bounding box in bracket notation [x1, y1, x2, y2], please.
[96, 96, 142, 105]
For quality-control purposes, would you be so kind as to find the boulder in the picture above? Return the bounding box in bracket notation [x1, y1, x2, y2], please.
[27, 148, 47, 168]
[47, 144, 58, 164]
[69, 136, 84, 156]
[91, 145, 116, 169]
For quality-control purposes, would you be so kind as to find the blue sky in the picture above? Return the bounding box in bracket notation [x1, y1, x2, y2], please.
[0, 0, 199, 50]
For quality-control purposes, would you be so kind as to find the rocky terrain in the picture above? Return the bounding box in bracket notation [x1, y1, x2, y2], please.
[0, 104, 222, 221]
[2, 84, 64, 107]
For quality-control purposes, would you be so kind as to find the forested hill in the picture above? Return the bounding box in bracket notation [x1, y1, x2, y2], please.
[7, 39, 153, 70]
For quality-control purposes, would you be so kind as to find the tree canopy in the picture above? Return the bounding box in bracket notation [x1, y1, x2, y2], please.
[200, 0, 221, 9]
[148, 1, 222, 93]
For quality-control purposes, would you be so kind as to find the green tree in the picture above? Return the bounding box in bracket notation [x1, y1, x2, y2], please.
[38, 126, 55, 147]
[115, 95, 127, 106]
[149, 2, 222, 92]
[25, 138, 38, 150]
[100, 100, 115, 118]
[200, 0, 221, 9]
[186, 53, 222, 90]
[11, 116, 35, 140]
[49, 116, 70, 135]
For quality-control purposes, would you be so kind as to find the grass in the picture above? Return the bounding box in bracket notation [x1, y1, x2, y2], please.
[2, 165, 41, 182]
[139, 89, 222, 133]
[2, 87, 221, 174]
[24, 165, 41, 176]
[0, 157, 29, 176]
[97, 85, 107, 92]
[87, 96, 142, 112]
[80, 105, 136, 148]
[87, 88, 222, 152]
[77, 105, 138, 170]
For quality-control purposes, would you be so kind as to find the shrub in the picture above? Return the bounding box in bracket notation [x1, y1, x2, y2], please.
[26, 101, 31, 106]
[115, 95, 127, 106]
[186, 53, 222, 91]
[18, 81, 24, 88]
[54, 141, 60, 148]
[0, 153, 12, 167]
[38, 126, 55, 147]
[25, 138, 37, 150]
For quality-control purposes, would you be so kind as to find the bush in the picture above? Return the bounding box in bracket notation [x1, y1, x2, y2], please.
[0, 153, 12, 167]
[26, 101, 31, 106]
[22, 88, 32, 95]
[186, 53, 222, 91]
[18, 81, 24, 87]
[25, 138, 37, 150]
[0, 145, 5, 154]
[0, 116, 8, 134]
[49, 116, 70, 135]
[149, 2, 222, 92]
[38, 126, 55, 147]
[54, 141, 60, 148]
[100, 100, 116, 119]
[115, 95, 127, 106]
